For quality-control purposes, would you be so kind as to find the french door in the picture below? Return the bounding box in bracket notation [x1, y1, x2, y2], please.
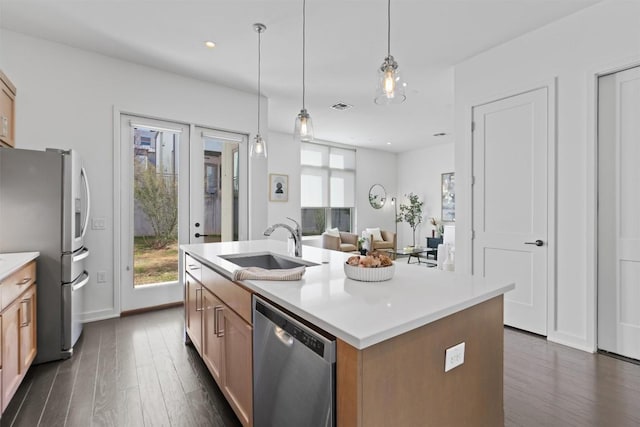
[472, 87, 550, 335]
[118, 116, 249, 312]
[598, 66, 640, 360]
[119, 115, 190, 312]
[190, 127, 247, 244]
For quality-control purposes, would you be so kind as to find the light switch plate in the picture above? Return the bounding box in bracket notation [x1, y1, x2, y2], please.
[97, 271, 107, 283]
[92, 217, 106, 230]
[444, 342, 465, 372]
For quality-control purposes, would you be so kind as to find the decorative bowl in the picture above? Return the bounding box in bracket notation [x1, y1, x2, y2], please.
[344, 262, 395, 282]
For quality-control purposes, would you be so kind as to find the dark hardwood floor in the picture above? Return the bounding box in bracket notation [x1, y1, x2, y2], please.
[1, 307, 240, 427]
[3, 307, 640, 426]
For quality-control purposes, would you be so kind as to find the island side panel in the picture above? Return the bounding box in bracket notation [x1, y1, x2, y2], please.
[337, 296, 504, 427]
[337, 339, 363, 427]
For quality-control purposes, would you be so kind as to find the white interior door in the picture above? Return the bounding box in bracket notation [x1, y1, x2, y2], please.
[598, 66, 640, 360]
[119, 115, 190, 312]
[472, 87, 549, 335]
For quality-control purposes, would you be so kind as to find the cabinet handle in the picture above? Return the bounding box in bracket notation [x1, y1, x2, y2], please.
[195, 288, 203, 312]
[188, 264, 200, 270]
[215, 306, 224, 337]
[17, 277, 31, 286]
[20, 298, 31, 327]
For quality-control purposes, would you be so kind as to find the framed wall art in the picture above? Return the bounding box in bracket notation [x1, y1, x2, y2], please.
[441, 172, 455, 222]
[269, 174, 289, 202]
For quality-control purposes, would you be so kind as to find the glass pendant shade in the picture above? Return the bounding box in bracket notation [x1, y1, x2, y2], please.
[294, 109, 314, 143]
[374, 55, 406, 105]
[250, 134, 267, 158]
[294, 0, 314, 143]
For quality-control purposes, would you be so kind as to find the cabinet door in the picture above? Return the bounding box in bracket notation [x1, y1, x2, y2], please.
[0, 72, 16, 148]
[2, 301, 21, 412]
[19, 286, 37, 372]
[185, 276, 203, 352]
[222, 307, 253, 426]
[202, 288, 223, 383]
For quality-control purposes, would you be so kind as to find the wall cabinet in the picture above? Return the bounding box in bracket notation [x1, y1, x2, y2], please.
[0, 70, 16, 148]
[184, 253, 253, 426]
[1, 260, 37, 414]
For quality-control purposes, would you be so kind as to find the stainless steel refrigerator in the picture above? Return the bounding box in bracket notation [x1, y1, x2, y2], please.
[0, 147, 91, 363]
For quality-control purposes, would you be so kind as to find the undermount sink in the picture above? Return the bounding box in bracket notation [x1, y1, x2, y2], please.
[219, 252, 319, 270]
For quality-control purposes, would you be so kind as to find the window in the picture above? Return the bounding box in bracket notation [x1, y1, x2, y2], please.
[300, 142, 355, 235]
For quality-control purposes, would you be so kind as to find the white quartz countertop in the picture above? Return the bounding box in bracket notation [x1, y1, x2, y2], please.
[0, 252, 40, 281]
[181, 240, 514, 350]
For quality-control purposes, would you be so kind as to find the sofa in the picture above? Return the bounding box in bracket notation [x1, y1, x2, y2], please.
[322, 230, 359, 252]
[365, 228, 396, 252]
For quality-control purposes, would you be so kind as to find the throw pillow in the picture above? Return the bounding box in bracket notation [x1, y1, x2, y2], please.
[366, 227, 383, 241]
[325, 227, 340, 237]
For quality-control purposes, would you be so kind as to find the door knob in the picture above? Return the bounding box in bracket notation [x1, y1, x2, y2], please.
[195, 233, 213, 238]
[524, 240, 544, 247]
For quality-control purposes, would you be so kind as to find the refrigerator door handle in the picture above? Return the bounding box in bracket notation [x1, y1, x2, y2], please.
[80, 167, 91, 239]
[72, 271, 90, 292]
[72, 247, 90, 263]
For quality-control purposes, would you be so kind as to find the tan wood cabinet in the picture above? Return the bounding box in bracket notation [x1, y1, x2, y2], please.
[1, 260, 38, 414]
[0, 70, 16, 148]
[202, 288, 223, 383]
[184, 253, 253, 427]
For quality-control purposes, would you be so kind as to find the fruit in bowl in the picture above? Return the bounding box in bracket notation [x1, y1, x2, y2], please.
[344, 251, 395, 282]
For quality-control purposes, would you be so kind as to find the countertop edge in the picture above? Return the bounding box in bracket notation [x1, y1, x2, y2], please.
[0, 252, 40, 281]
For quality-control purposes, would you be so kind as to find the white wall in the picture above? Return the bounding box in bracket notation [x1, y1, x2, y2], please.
[2, 29, 268, 321]
[265, 130, 301, 240]
[355, 148, 397, 236]
[454, 0, 640, 351]
[396, 141, 454, 248]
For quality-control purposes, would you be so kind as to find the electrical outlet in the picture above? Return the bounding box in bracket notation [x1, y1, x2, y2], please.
[97, 271, 107, 283]
[444, 342, 465, 372]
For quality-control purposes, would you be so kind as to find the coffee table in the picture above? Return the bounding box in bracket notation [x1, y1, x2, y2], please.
[385, 247, 437, 265]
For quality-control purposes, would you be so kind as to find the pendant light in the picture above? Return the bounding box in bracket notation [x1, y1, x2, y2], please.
[374, 0, 406, 105]
[251, 23, 267, 158]
[293, 0, 314, 143]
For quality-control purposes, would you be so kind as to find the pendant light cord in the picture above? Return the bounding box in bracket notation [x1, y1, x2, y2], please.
[387, 0, 391, 57]
[257, 28, 262, 134]
[302, 0, 307, 110]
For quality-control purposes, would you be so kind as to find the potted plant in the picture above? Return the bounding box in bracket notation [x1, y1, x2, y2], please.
[357, 238, 367, 255]
[396, 192, 424, 248]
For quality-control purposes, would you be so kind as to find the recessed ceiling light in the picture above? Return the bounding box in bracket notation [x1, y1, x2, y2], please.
[204, 41, 216, 49]
[387, 142, 392, 145]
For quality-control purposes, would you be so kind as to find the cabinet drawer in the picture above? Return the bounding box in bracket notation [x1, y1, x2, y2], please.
[185, 254, 202, 282]
[202, 265, 252, 324]
[1, 261, 36, 311]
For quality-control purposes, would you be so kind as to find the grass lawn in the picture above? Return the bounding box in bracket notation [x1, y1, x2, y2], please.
[134, 236, 179, 286]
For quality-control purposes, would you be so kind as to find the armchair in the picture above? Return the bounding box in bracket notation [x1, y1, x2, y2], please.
[322, 231, 359, 252]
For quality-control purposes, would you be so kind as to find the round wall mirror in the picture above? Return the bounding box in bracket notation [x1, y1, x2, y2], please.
[369, 184, 387, 209]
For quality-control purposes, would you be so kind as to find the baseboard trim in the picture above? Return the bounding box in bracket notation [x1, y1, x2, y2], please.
[121, 301, 184, 317]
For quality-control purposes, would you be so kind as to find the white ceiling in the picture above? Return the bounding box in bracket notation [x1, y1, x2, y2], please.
[1, 0, 599, 152]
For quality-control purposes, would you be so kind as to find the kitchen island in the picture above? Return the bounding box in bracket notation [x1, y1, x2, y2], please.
[182, 240, 514, 426]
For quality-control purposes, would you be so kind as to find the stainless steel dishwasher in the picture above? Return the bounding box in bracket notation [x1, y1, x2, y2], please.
[253, 295, 336, 427]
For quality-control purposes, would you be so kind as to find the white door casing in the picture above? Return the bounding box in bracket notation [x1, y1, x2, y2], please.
[598, 66, 640, 360]
[472, 87, 550, 335]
